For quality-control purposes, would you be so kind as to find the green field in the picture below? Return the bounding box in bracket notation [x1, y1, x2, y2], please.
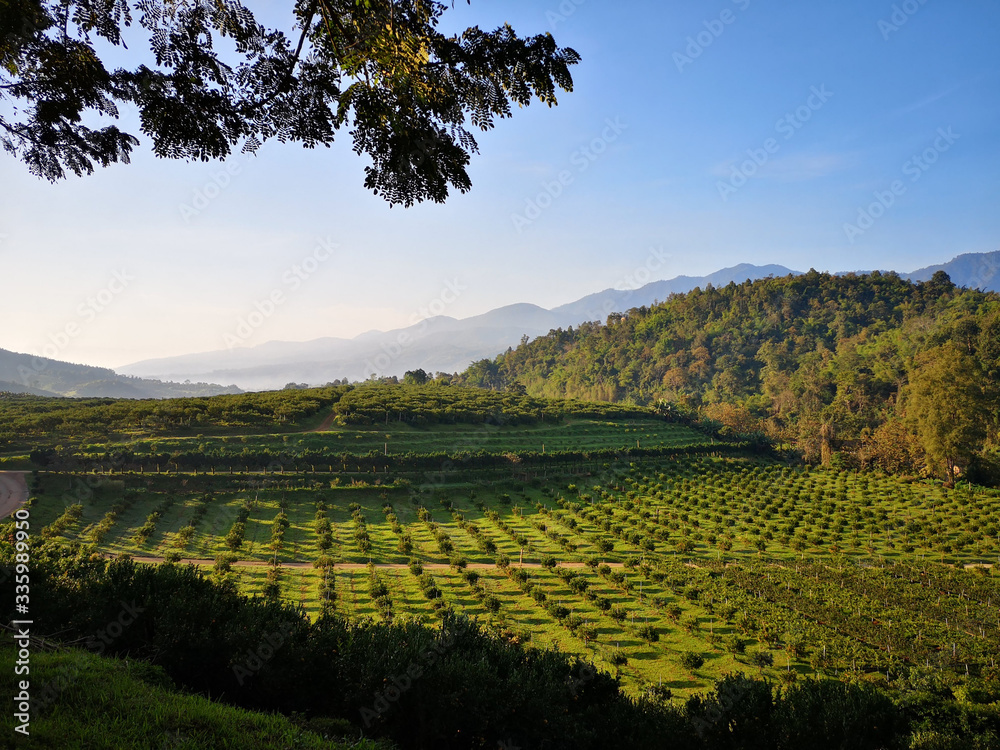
[5, 382, 1000, 750]
[27, 440, 1000, 696]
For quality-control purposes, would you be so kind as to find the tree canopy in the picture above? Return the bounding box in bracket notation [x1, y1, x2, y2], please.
[906, 342, 988, 486]
[0, 0, 580, 204]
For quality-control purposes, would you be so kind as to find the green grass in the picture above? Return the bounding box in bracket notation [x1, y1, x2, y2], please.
[0, 645, 385, 749]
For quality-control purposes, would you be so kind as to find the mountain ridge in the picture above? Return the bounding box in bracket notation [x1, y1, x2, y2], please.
[5, 250, 996, 397]
[116, 263, 812, 388]
[118, 251, 998, 391]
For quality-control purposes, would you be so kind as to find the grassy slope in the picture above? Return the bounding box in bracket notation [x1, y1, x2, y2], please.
[0, 645, 384, 750]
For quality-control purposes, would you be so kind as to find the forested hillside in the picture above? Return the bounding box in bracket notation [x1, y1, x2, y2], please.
[460, 271, 1000, 482]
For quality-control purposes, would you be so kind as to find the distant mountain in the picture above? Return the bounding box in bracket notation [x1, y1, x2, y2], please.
[119, 303, 570, 391]
[0, 348, 241, 398]
[901, 250, 1000, 291]
[118, 264, 798, 390]
[115, 252, 998, 391]
[552, 263, 799, 323]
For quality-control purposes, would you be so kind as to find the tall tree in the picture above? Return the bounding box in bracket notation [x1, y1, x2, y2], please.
[403, 368, 428, 385]
[0, 0, 579, 205]
[905, 342, 987, 485]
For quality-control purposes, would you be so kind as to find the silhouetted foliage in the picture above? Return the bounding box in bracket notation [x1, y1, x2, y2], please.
[1, 0, 579, 205]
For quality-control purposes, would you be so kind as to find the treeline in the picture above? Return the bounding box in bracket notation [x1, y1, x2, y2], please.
[458, 271, 1000, 483]
[0, 383, 672, 451]
[33, 442, 750, 475]
[3, 536, 998, 749]
[329, 383, 659, 426]
[0, 387, 348, 447]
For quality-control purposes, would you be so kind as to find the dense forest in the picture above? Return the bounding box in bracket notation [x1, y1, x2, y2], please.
[459, 271, 1000, 483]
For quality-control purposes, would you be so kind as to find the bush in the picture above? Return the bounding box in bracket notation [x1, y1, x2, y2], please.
[749, 650, 774, 672]
[547, 603, 571, 621]
[635, 624, 659, 643]
[679, 651, 704, 672]
[214, 553, 238, 574]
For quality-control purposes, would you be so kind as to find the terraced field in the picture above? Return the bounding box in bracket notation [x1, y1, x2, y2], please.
[118, 418, 701, 456]
[27, 445, 1000, 696]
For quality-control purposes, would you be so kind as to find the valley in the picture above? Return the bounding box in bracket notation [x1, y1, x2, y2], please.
[11, 385, 999, 702]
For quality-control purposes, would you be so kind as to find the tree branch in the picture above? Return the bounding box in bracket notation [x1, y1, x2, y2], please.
[249, 0, 317, 112]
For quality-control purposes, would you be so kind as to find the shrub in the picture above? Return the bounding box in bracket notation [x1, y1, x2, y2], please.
[679, 651, 704, 672]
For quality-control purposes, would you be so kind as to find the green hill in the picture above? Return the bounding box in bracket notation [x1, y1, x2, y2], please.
[459, 270, 1000, 482]
[0, 348, 241, 399]
[0, 644, 381, 749]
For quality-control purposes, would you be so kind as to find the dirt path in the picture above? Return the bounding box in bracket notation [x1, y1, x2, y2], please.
[120, 555, 626, 571]
[311, 410, 338, 432]
[0, 472, 29, 520]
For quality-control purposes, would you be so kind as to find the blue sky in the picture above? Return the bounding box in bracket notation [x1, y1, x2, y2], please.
[1, 0, 998, 368]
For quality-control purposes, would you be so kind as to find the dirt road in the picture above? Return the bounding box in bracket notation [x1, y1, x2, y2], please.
[311, 410, 338, 432]
[0, 472, 29, 520]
